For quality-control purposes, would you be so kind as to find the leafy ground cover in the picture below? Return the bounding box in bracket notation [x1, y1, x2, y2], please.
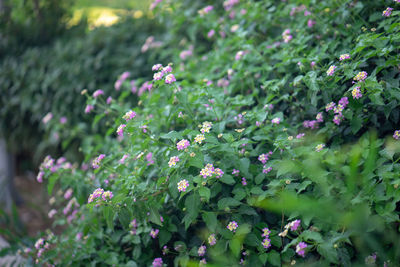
[6, 0, 400, 266]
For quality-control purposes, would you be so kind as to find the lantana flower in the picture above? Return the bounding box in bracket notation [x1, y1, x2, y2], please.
[194, 134, 205, 144]
[393, 130, 400, 140]
[165, 74, 176, 84]
[177, 139, 190, 150]
[198, 245, 206, 257]
[315, 144, 325, 152]
[352, 86, 362, 99]
[353, 71, 368, 82]
[227, 221, 239, 232]
[92, 154, 105, 169]
[383, 7, 393, 17]
[150, 229, 159, 238]
[208, 234, 217, 246]
[177, 179, 189, 192]
[123, 110, 136, 121]
[326, 65, 337, 76]
[117, 124, 126, 137]
[339, 54, 350, 61]
[296, 242, 308, 257]
[168, 156, 180, 167]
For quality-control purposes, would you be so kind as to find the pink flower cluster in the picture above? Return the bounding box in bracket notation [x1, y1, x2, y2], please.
[258, 151, 272, 164]
[85, 104, 94, 114]
[227, 221, 238, 232]
[130, 219, 137, 235]
[119, 154, 129, 164]
[88, 188, 113, 203]
[117, 124, 126, 137]
[152, 257, 163, 267]
[261, 227, 271, 249]
[180, 47, 193, 60]
[290, 4, 308, 16]
[137, 81, 153, 96]
[123, 110, 136, 121]
[235, 113, 244, 124]
[235, 50, 248, 61]
[296, 242, 308, 257]
[198, 5, 214, 16]
[177, 139, 190, 150]
[263, 166, 272, 174]
[198, 245, 206, 256]
[282, 29, 293, 43]
[339, 53, 350, 61]
[279, 219, 301, 238]
[150, 228, 159, 238]
[393, 130, 400, 140]
[325, 97, 349, 125]
[149, 0, 162, 10]
[141, 36, 162, 52]
[200, 163, 224, 179]
[177, 179, 189, 192]
[353, 71, 368, 82]
[114, 71, 130, 91]
[271, 117, 281, 124]
[352, 86, 362, 99]
[152, 64, 176, 84]
[36, 156, 73, 183]
[303, 112, 324, 129]
[383, 7, 394, 17]
[168, 156, 180, 167]
[34, 237, 50, 261]
[93, 89, 104, 98]
[326, 65, 337, 76]
[223, 0, 239, 11]
[208, 234, 217, 246]
[92, 154, 105, 169]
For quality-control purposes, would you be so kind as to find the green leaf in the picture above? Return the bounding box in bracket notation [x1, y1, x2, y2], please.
[202, 212, 217, 232]
[267, 250, 281, 266]
[159, 230, 172, 247]
[218, 197, 241, 210]
[118, 207, 131, 229]
[259, 253, 268, 264]
[230, 239, 241, 257]
[255, 173, 264, 184]
[300, 230, 323, 243]
[103, 206, 114, 230]
[351, 116, 363, 134]
[183, 192, 201, 229]
[160, 131, 183, 140]
[317, 243, 338, 263]
[220, 175, 236, 185]
[188, 153, 204, 169]
[148, 206, 162, 226]
[199, 187, 211, 202]
[47, 174, 58, 195]
[239, 158, 250, 175]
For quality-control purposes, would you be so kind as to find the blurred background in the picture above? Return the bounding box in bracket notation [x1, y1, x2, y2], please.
[0, 0, 167, 249]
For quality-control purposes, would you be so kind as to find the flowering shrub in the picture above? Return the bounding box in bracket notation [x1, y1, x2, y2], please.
[18, 0, 400, 266]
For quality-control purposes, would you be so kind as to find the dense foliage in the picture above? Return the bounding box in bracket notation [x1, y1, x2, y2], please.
[9, 0, 400, 266]
[0, 16, 167, 161]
